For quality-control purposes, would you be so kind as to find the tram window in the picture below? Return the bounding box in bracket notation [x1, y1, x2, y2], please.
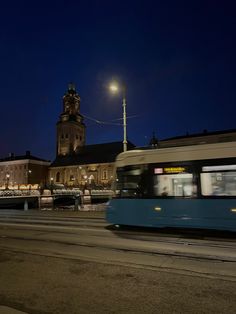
[201, 171, 236, 196]
[153, 173, 196, 197]
[115, 166, 148, 198]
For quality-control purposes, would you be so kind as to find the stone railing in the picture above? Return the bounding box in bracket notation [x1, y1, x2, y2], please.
[52, 189, 82, 195]
[91, 189, 113, 196]
[0, 190, 40, 197]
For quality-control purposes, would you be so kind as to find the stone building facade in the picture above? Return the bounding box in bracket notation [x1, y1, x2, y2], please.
[57, 83, 86, 156]
[49, 84, 236, 189]
[49, 84, 135, 188]
[49, 142, 135, 188]
[0, 151, 50, 189]
[1, 83, 235, 190]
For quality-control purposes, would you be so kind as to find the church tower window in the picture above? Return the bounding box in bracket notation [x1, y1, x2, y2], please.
[56, 83, 86, 156]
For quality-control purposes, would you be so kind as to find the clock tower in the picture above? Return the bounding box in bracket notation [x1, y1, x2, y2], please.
[56, 83, 86, 156]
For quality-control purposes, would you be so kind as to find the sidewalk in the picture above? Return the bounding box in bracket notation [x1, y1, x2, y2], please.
[0, 306, 28, 314]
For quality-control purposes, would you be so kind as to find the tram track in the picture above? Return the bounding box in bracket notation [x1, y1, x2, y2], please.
[0, 215, 106, 230]
[0, 233, 235, 262]
[1, 210, 235, 239]
[0, 217, 235, 250]
[0, 223, 236, 263]
[0, 213, 104, 222]
[0, 219, 106, 228]
[1, 234, 236, 283]
[0, 214, 236, 282]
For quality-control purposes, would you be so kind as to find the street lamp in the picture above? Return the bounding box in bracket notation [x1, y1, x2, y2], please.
[28, 170, 32, 191]
[109, 81, 127, 152]
[50, 177, 54, 193]
[28, 169, 32, 185]
[5, 174, 10, 190]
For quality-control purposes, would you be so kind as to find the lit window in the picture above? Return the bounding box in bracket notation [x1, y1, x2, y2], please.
[202, 165, 236, 172]
[70, 175, 75, 181]
[154, 173, 196, 197]
[201, 171, 236, 196]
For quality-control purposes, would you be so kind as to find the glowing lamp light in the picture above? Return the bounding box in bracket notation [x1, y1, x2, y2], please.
[109, 82, 119, 93]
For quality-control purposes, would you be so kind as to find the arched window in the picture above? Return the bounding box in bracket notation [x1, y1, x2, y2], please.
[102, 170, 108, 180]
[56, 172, 60, 182]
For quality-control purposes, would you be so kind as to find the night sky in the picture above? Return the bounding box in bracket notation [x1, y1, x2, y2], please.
[1, 0, 235, 161]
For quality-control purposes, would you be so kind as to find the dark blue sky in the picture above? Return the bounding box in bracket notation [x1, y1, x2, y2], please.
[0, 0, 235, 161]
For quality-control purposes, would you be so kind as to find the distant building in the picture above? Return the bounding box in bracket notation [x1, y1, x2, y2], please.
[0, 151, 50, 189]
[56, 83, 86, 156]
[149, 129, 236, 148]
[49, 84, 135, 188]
[3, 82, 234, 191]
[149, 132, 159, 148]
[50, 141, 134, 188]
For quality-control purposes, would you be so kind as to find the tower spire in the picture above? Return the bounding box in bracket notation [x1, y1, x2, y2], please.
[68, 82, 76, 92]
[149, 131, 159, 148]
[56, 83, 86, 156]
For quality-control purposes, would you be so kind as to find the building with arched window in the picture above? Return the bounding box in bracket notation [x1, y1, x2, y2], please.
[0, 151, 50, 189]
[2, 83, 235, 191]
[48, 84, 135, 189]
[48, 84, 236, 189]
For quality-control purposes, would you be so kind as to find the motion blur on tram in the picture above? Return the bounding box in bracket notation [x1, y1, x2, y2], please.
[106, 141, 236, 232]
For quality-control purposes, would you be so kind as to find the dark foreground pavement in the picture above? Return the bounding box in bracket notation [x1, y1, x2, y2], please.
[0, 250, 236, 314]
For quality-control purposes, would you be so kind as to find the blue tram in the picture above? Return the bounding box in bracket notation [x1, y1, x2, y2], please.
[106, 142, 236, 231]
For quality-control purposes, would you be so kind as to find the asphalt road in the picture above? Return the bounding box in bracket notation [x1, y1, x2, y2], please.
[0, 208, 235, 314]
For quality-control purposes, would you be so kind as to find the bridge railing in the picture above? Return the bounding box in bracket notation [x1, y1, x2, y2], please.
[52, 189, 82, 195]
[90, 189, 113, 196]
[0, 190, 40, 197]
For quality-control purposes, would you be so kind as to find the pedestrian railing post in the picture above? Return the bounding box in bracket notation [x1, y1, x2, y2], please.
[24, 199, 28, 211]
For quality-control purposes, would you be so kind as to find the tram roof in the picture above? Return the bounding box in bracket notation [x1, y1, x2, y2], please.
[115, 141, 236, 166]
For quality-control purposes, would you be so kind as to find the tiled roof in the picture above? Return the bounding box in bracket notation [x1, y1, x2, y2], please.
[161, 128, 236, 141]
[51, 141, 135, 167]
[0, 154, 50, 162]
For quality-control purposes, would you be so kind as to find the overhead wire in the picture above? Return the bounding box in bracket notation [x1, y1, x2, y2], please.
[81, 112, 140, 126]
